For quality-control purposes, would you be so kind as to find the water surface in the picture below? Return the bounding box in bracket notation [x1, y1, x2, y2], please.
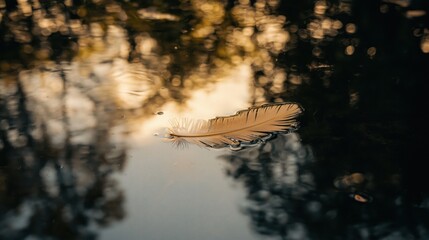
[1, 0, 429, 239]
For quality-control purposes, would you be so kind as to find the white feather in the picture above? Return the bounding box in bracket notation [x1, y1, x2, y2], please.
[167, 103, 303, 148]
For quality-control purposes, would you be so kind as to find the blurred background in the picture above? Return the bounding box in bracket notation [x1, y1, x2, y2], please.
[1, 0, 429, 239]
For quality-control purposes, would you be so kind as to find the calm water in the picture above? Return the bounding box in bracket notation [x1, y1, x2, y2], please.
[1, 0, 429, 239]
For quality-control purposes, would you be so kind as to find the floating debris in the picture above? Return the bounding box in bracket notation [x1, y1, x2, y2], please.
[349, 192, 373, 203]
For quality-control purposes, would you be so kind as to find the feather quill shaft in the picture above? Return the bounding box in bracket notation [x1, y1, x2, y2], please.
[167, 103, 303, 148]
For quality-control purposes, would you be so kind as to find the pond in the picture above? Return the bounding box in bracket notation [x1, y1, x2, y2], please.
[1, 0, 429, 239]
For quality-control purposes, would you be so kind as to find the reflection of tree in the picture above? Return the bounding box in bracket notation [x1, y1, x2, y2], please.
[222, 0, 429, 239]
[276, 0, 429, 202]
[222, 134, 429, 239]
[0, 0, 291, 106]
[1, 0, 428, 239]
[0, 71, 125, 239]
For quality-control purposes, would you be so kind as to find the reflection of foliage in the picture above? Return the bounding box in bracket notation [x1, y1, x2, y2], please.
[221, 0, 429, 239]
[0, 0, 185, 69]
[0, 0, 292, 105]
[1, 0, 428, 239]
[222, 134, 429, 239]
[0, 72, 126, 239]
[275, 0, 429, 202]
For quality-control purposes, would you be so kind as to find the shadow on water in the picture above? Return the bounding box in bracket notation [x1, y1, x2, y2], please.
[1, 0, 429, 239]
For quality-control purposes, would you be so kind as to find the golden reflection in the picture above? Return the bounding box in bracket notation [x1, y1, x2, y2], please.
[1, 0, 293, 101]
[256, 15, 289, 53]
[17, 0, 32, 17]
[345, 45, 355, 55]
[367, 47, 377, 58]
[314, 1, 328, 15]
[382, 0, 410, 8]
[345, 23, 357, 34]
[339, 1, 352, 13]
[137, 9, 179, 21]
[332, 20, 343, 29]
[270, 70, 286, 93]
[178, 0, 291, 105]
[422, 30, 429, 53]
[304, 1, 345, 42]
[190, 0, 225, 39]
[405, 10, 426, 18]
[1, 0, 323, 146]
[289, 74, 302, 85]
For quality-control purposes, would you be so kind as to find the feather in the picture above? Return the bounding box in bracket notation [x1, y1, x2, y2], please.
[166, 102, 303, 148]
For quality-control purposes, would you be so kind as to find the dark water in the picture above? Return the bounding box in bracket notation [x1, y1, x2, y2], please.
[1, 0, 429, 239]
